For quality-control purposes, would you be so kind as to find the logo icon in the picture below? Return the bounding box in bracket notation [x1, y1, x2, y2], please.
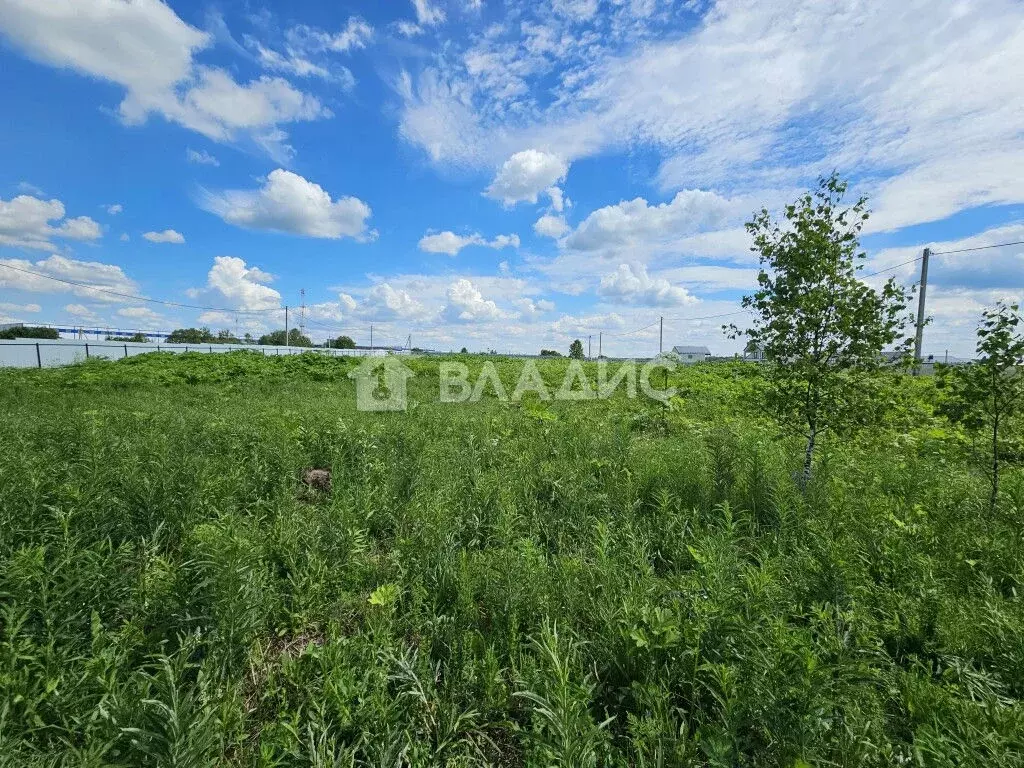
[348, 355, 415, 411]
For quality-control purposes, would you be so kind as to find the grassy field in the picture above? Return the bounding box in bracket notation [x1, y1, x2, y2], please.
[1, 351, 1022, 766]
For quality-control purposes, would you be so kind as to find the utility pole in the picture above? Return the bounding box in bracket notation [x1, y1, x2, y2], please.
[914, 247, 930, 371]
[284, 306, 289, 351]
[598, 332, 602, 358]
[588, 334, 592, 359]
[659, 316, 663, 355]
[299, 288, 306, 335]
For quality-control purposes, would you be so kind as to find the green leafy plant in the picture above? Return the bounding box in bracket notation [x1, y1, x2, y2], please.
[0, 325, 59, 340]
[939, 302, 1024, 511]
[0, 350, 1020, 764]
[258, 328, 313, 347]
[329, 334, 356, 349]
[167, 327, 217, 344]
[728, 174, 913, 488]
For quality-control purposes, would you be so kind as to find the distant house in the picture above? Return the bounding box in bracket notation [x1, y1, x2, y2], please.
[743, 343, 767, 362]
[671, 345, 711, 363]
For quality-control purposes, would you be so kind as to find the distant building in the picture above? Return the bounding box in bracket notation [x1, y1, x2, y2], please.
[880, 349, 909, 363]
[743, 343, 767, 362]
[671, 344, 711, 363]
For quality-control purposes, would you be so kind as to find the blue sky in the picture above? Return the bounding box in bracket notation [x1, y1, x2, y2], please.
[0, 0, 1022, 356]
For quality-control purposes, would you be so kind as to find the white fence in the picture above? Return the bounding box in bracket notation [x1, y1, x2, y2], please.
[0, 339, 405, 369]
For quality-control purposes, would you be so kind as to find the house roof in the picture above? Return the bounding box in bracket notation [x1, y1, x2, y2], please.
[672, 345, 711, 355]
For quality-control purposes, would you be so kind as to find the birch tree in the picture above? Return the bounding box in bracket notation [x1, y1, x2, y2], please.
[729, 174, 913, 489]
[939, 302, 1024, 512]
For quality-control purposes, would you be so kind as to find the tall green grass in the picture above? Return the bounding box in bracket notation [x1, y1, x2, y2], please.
[0, 352, 1021, 766]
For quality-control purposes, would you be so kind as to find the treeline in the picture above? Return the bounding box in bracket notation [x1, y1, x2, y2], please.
[166, 328, 251, 344]
[0, 326, 59, 340]
[106, 333, 149, 343]
[163, 327, 357, 349]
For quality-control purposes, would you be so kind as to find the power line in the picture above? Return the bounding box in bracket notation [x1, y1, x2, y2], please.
[0, 261, 284, 314]
[861, 256, 924, 278]
[931, 239, 1024, 256]
[301, 317, 369, 333]
[596, 237, 1024, 347]
[8, 236, 1022, 353]
[300, 316, 410, 348]
[662, 308, 751, 323]
[600, 309, 751, 339]
[602, 319, 661, 338]
[861, 239, 1024, 279]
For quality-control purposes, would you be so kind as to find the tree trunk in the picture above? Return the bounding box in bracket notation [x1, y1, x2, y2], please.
[802, 424, 817, 493]
[990, 412, 1000, 513]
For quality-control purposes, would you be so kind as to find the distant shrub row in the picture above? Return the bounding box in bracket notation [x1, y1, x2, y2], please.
[0, 325, 59, 340]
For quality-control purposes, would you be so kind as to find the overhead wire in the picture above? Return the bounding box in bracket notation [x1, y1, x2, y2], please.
[931, 239, 1024, 256]
[662, 308, 752, 323]
[601, 319, 661, 338]
[860, 256, 924, 279]
[6, 238, 1023, 353]
[301, 317, 370, 334]
[860, 238, 1024, 279]
[588, 238, 1024, 345]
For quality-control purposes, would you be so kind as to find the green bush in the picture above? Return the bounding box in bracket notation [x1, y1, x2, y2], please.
[167, 327, 216, 344]
[259, 328, 313, 347]
[0, 325, 59, 340]
[330, 334, 356, 349]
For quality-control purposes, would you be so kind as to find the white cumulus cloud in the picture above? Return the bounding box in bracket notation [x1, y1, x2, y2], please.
[0, 254, 137, 302]
[566, 190, 734, 253]
[485, 150, 568, 206]
[0, 0, 330, 161]
[143, 229, 185, 244]
[418, 230, 520, 255]
[0, 194, 102, 250]
[513, 297, 555, 319]
[0, 301, 41, 314]
[598, 263, 699, 307]
[360, 283, 429, 320]
[397, 0, 1024, 234]
[116, 306, 164, 326]
[201, 169, 374, 240]
[64, 303, 99, 320]
[443, 278, 505, 322]
[533, 214, 570, 239]
[187, 256, 281, 311]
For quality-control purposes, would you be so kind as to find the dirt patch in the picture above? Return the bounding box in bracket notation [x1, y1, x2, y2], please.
[300, 467, 332, 493]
